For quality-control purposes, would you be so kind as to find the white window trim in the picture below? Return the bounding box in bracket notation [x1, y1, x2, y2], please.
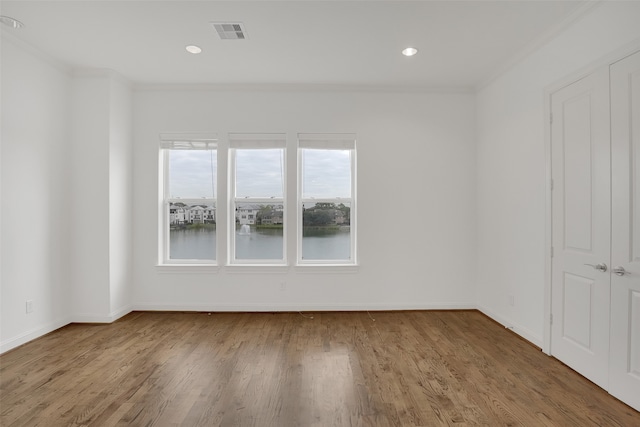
[157, 132, 357, 269]
[159, 135, 218, 266]
[228, 134, 287, 266]
[297, 134, 357, 266]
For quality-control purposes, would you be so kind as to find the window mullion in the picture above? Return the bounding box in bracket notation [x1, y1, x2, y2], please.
[228, 147, 236, 264]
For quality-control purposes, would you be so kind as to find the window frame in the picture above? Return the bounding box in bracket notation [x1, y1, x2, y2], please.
[297, 134, 357, 265]
[157, 132, 357, 269]
[159, 135, 218, 266]
[228, 134, 287, 266]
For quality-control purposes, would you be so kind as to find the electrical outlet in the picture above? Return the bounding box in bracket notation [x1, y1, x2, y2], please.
[279, 282, 286, 291]
[26, 300, 34, 314]
[508, 295, 515, 306]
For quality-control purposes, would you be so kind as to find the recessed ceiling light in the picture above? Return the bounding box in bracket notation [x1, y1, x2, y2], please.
[186, 45, 202, 54]
[402, 47, 418, 57]
[0, 15, 24, 29]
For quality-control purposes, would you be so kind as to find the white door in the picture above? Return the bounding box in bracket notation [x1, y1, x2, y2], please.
[610, 50, 640, 412]
[550, 67, 611, 389]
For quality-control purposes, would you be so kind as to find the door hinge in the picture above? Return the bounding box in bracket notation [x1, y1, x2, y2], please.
[550, 246, 554, 258]
[550, 112, 553, 124]
[550, 179, 554, 191]
[550, 313, 553, 325]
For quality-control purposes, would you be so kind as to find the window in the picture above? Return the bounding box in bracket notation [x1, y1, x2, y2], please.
[299, 134, 356, 264]
[160, 135, 217, 264]
[159, 132, 356, 268]
[229, 134, 286, 264]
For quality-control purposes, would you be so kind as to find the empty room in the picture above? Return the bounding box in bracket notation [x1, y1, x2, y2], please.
[1, 1, 640, 425]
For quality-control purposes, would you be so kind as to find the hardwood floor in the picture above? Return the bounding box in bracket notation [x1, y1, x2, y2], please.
[1, 311, 638, 426]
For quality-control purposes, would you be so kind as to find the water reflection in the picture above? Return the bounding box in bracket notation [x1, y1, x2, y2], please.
[170, 228, 216, 260]
[170, 227, 350, 261]
[235, 227, 283, 260]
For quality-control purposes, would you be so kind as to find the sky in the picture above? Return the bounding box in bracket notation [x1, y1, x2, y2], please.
[301, 149, 351, 199]
[168, 148, 351, 200]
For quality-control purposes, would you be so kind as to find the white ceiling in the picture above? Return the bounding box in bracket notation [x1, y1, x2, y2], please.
[1, 1, 588, 89]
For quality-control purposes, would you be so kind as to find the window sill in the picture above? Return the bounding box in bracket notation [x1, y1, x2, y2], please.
[155, 264, 358, 275]
[156, 264, 219, 274]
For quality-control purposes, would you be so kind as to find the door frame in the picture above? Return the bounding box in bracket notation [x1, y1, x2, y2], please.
[544, 40, 640, 355]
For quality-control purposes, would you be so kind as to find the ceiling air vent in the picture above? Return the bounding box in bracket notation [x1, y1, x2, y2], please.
[211, 22, 247, 40]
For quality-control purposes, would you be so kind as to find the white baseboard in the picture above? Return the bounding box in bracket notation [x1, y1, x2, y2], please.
[2, 303, 498, 355]
[476, 305, 543, 348]
[109, 305, 133, 321]
[133, 302, 477, 312]
[72, 305, 132, 323]
[1, 307, 134, 355]
[0, 316, 72, 354]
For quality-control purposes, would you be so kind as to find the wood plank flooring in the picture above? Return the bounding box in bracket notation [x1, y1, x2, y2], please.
[1, 310, 639, 426]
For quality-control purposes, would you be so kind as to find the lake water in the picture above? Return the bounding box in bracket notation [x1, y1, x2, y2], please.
[170, 228, 350, 261]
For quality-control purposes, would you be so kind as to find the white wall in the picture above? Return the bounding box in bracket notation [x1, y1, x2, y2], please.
[0, 36, 73, 352]
[70, 73, 111, 320]
[1, 33, 473, 351]
[476, 2, 640, 346]
[70, 71, 133, 322]
[9, 1, 636, 353]
[108, 77, 133, 317]
[133, 89, 477, 311]
[1, 50, 133, 351]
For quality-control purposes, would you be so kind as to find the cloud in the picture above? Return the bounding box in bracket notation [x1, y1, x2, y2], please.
[169, 150, 217, 198]
[168, 148, 352, 200]
[302, 149, 351, 199]
[236, 149, 284, 197]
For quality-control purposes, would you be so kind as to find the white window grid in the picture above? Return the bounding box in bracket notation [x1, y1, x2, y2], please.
[228, 134, 287, 265]
[297, 134, 357, 265]
[160, 135, 217, 265]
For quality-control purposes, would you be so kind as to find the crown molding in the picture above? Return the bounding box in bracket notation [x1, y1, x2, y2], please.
[134, 82, 474, 94]
[72, 68, 132, 89]
[1, 28, 71, 75]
